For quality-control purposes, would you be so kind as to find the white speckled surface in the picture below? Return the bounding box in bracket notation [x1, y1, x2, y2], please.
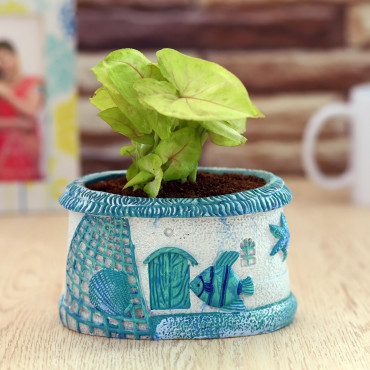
[67, 211, 83, 252]
[67, 208, 291, 315]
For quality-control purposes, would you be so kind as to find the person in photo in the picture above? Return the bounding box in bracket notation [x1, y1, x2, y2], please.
[0, 40, 43, 181]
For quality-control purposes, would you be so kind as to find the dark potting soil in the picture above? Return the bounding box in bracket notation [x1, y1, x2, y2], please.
[86, 171, 266, 198]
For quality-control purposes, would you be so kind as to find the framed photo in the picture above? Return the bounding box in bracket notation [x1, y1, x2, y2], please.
[0, 0, 79, 212]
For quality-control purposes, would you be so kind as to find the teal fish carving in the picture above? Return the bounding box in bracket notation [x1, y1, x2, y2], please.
[190, 251, 254, 312]
[89, 269, 133, 316]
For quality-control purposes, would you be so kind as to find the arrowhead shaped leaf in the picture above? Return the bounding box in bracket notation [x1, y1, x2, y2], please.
[177, 120, 200, 129]
[120, 145, 136, 157]
[98, 108, 136, 136]
[143, 168, 163, 198]
[155, 127, 201, 181]
[104, 49, 164, 109]
[152, 114, 174, 140]
[133, 48, 264, 121]
[126, 162, 139, 182]
[91, 48, 265, 198]
[92, 60, 154, 134]
[90, 87, 116, 111]
[132, 135, 155, 145]
[138, 143, 154, 157]
[137, 153, 162, 175]
[122, 104, 154, 135]
[227, 118, 247, 134]
[134, 79, 179, 112]
[208, 133, 243, 146]
[123, 170, 154, 189]
[146, 63, 164, 81]
[98, 108, 153, 144]
[199, 121, 246, 146]
[91, 61, 129, 110]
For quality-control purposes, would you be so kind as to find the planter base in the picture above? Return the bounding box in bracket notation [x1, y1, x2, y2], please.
[59, 292, 297, 340]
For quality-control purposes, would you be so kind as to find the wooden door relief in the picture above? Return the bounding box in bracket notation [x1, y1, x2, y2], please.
[144, 248, 198, 310]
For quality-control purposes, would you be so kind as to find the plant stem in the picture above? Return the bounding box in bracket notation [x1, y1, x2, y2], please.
[135, 141, 141, 161]
[189, 167, 197, 182]
[153, 132, 159, 150]
[189, 127, 208, 183]
[201, 131, 208, 146]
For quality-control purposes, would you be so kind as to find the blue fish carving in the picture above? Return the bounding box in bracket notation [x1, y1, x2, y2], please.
[89, 269, 132, 316]
[190, 251, 254, 312]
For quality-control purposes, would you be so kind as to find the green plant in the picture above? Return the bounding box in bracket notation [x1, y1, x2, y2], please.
[90, 48, 264, 197]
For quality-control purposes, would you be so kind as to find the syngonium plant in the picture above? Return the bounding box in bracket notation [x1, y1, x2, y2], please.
[90, 48, 264, 197]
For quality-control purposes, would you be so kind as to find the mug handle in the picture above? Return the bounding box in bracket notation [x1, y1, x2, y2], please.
[302, 103, 353, 189]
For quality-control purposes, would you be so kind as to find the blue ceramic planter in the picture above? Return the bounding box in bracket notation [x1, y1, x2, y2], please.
[59, 167, 297, 340]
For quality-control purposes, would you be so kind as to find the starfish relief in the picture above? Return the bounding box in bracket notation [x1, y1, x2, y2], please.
[269, 213, 290, 261]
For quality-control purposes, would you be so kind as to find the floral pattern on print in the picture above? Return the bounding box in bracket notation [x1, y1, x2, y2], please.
[0, 0, 28, 14]
[46, 34, 75, 98]
[53, 93, 79, 157]
[59, 1, 76, 39]
[34, 0, 50, 12]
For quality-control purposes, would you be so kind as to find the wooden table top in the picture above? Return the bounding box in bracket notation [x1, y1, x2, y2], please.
[1, 177, 369, 369]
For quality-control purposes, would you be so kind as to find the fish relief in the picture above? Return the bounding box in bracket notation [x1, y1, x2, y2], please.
[190, 251, 254, 312]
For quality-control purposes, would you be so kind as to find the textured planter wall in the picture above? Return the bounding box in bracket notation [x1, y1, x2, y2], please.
[77, 0, 370, 176]
[58, 169, 296, 339]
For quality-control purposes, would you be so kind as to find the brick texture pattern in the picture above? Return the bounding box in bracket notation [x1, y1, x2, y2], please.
[77, 0, 370, 176]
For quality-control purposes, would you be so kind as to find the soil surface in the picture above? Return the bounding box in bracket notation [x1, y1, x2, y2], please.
[86, 171, 266, 198]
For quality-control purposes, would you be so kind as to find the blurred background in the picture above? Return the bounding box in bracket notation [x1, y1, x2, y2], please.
[77, 0, 370, 177]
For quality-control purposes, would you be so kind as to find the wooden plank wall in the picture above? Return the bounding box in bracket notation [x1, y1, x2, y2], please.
[77, 0, 370, 176]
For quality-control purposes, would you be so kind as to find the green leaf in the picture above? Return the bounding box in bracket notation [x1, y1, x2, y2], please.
[123, 170, 154, 189]
[199, 121, 246, 146]
[104, 49, 164, 109]
[179, 120, 200, 129]
[98, 108, 153, 144]
[124, 106, 154, 135]
[91, 60, 153, 134]
[132, 134, 155, 145]
[91, 48, 265, 198]
[155, 127, 202, 181]
[153, 114, 174, 140]
[143, 168, 163, 198]
[134, 78, 178, 110]
[98, 108, 137, 136]
[208, 132, 247, 147]
[147, 63, 164, 81]
[90, 87, 116, 111]
[137, 153, 162, 175]
[120, 145, 136, 157]
[126, 162, 139, 182]
[106, 50, 164, 80]
[91, 61, 129, 110]
[227, 118, 247, 134]
[138, 143, 154, 157]
[133, 48, 264, 121]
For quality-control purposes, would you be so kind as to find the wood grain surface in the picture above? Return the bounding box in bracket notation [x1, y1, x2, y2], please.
[0, 178, 369, 369]
[77, 5, 343, 50]
[204, 49, 370, 93]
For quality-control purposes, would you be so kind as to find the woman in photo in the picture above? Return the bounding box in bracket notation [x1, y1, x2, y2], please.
[0, 40, 43, 181]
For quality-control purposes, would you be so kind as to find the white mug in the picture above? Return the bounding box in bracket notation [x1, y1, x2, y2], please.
[303, 83, 370, 206]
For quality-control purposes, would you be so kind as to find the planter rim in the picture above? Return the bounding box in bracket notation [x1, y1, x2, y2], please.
[59, 167, 292, 218]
